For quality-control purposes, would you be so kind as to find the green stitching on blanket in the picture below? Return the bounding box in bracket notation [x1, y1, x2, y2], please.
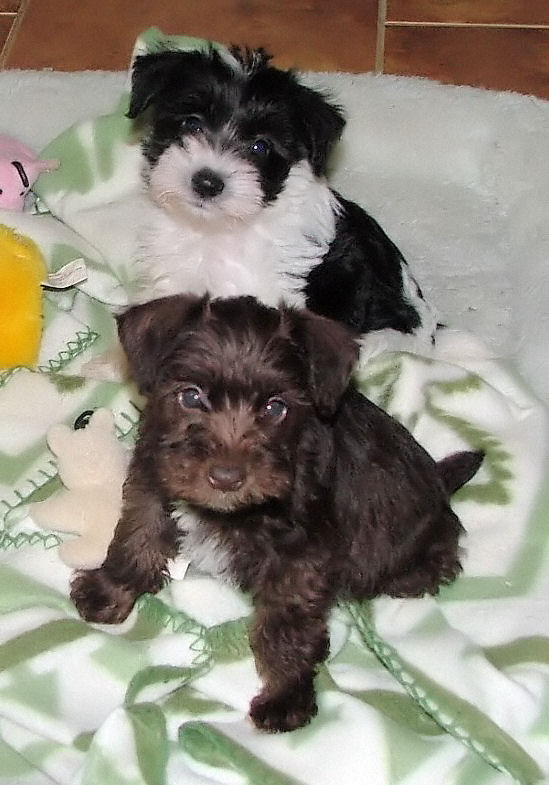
[0, 366, 20, 389]
[179, 721, 305, 785]
[347, 601, 544, 785]
[343, 687, 444, 737]
[137, 594, 252, 670]
[0, 530, 61, 551]
[205, 616, 251, 662]
[1, 463, 60, 524]
[37, 327, 99, 374]
[1, 452, 56, 495]
[137, 595, 211, 667]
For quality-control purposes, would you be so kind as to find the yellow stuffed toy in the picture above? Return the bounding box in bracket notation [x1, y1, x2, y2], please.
[0, 225, 47, 368]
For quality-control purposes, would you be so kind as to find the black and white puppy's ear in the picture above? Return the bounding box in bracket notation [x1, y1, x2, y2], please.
[127, 50, 209, 118]
[291, 82, 345, 176]
[116, 294, 208, 395]
[127, 52, 174, 118]
[288, 309, 359, 418]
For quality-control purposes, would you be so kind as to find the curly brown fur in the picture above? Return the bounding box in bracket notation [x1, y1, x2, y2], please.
[71, 294, 483, 732]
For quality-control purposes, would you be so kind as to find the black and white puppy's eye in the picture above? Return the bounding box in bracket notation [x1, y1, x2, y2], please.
[177, 386, 210, 411]
[182, 115, 204, 134]
[250, 138, 271, 157]
[262, 396, 288, 423]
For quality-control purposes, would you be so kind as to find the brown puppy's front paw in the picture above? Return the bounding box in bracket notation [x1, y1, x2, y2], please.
[249, 684, 317, 732]
[70, 569, 138, 624]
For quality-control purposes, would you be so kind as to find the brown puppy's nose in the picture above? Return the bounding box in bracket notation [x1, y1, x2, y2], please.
[207, 464, 245, 492]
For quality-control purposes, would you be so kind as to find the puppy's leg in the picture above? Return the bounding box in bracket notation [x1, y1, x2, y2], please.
[249, 566, 333, 732]
[70, 449, 179, 624]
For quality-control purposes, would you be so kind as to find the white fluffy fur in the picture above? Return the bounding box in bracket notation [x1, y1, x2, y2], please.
[148, 136, 264, 223]
[132, 159, 340, 307]
[171, 504, 234, 582]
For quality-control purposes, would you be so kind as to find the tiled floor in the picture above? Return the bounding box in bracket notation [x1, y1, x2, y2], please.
[1, 0, 548, 98]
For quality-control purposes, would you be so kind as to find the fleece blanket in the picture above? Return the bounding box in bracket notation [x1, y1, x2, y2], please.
[1, 29, 549, 785]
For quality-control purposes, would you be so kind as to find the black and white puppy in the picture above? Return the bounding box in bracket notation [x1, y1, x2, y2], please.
[127, 46, 436, 342]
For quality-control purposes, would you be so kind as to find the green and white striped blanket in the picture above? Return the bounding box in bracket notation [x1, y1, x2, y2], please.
[1, 30, 548, 785]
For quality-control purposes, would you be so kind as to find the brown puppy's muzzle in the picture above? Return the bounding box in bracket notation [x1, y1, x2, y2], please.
[207, 462, 246, 492]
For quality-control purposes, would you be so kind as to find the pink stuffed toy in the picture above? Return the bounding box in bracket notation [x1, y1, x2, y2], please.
[0, 134, 59, 211]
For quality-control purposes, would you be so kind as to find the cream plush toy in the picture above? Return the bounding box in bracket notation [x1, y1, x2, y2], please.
[32, 408, 130, 569]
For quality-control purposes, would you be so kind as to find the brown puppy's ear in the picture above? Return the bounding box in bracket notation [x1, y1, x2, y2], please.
[116, 294, 207, 395]
[288, 309, 359, 418]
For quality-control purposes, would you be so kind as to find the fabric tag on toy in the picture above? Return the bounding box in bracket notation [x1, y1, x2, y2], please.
[43, 258, 88, 289]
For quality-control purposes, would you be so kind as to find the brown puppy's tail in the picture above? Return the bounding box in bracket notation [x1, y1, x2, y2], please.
[437, 450, 484, 495]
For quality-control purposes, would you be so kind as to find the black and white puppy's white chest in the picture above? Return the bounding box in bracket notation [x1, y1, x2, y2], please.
[127, 46, 437, 342]
[134, 159, 339, 310]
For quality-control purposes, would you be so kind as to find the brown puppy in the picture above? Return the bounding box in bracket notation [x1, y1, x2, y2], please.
[71, 295, 483, 732]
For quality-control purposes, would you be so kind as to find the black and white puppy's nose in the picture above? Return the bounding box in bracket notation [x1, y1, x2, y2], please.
[192, 168, 225, 199]
[208, 463, 245, 492]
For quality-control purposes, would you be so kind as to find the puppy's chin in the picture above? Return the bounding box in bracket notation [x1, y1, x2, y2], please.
[162, 464, 292, 515]
[150, 191, 256, 231]
[189, 491, 261, 514]
[169, 479, 287, 514]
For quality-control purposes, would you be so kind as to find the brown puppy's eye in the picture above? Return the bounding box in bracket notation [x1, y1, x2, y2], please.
[262, 396, 288, 423]
[177, 386, 210, 411]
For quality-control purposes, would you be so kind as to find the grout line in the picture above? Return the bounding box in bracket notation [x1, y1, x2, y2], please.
[386, 21, 549, 30]
[375, 0, 387, 74]
[0, 0, 30, 68]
